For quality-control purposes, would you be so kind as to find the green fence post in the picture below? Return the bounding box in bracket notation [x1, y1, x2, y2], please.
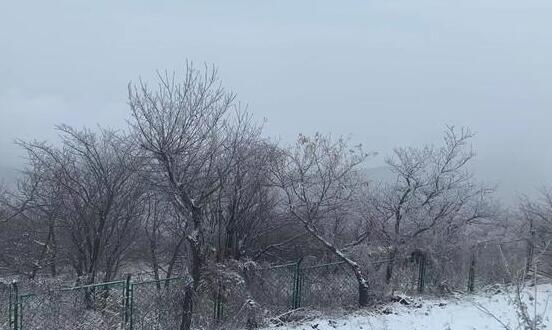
[213, 280, 224, 322]
[18, 294, 22, 330]
[123, 274, 132, 329]
[129, 282, 134, 330]
[8, 284, 12, 329]
[292, 258, 303, 309]
[467, 251, 476, 293]
[417, 254, 426, 294]
[10, 282, 19, 330]
[298, 265, 304, 308]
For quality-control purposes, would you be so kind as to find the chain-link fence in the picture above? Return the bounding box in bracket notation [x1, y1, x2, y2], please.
[468, 240, 529, 291]
[0, 282, 10, 330]
[246, 260, 358, 314]
[1, 242, 535, 329]
[373, 240, 534, 296]
[14, 280, 127, 330]
[131, 277, 187, 330]
[393, 239, 531, 295]
[2, 277, 190, 330]
[300, 262, 357, 308]
[247, 262, 297, 313]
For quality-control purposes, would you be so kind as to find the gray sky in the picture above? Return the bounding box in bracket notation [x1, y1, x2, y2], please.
[1, 0, 552, 204]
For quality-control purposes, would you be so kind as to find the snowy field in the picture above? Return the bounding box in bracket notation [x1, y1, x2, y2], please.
[260, 283, 552, 330]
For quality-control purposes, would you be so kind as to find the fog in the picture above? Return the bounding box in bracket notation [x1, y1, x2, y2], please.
[2, 0, 552, 204]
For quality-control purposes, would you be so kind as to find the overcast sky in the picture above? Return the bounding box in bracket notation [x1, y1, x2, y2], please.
[1, 0, 551, 204]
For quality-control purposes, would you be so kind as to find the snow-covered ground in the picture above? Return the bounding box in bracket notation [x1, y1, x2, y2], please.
[261, 283, 552, 330]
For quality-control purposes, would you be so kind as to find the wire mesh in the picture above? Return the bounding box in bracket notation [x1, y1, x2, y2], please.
[247, 263, 296, 313]
[426, 247, 472, 292]
[247, 261, 358, 312]
[473, 240, 528, 288]
[204, 278, 254, 329]
[131, 278, 187, 330]
[0, 246, 533, 329]
[16, 281, 126, 330]
[300, 262, 357, 308]
[379, 256, 419, 294]
[0, 282, 9, 330]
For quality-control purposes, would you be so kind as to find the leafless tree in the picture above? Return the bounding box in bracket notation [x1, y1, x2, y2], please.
[363, 127, 494, 292]
[205, 138, 281, 261]
[128, 64, 263, 329]
[0, 155, 65, 277]
[520, 188, 552, 276]
[15, 125, 145, 284]
[141, 187, 200, 289]
[272, 133, 374, 306]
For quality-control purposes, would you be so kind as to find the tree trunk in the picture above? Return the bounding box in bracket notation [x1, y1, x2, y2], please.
[385, 247, 397, 285]
[225, 226, 235, 259]
[166, 235, 186, 287]
[49, 225, 57, 277]
[179, 206, 205, 330]
[30, 228, 54, 279]
[350, 261, 371, 307]
[525, 218, 535, 274]
[225, 225, 242, 260]
[358, 280, 370, 307]
[179, 243, 203, 330]
[179, 285, 194, 330]
[148, 237, 161, 289]
[300, 219, 372, 306]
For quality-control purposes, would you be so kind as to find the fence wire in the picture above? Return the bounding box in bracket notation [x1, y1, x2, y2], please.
[471, 240, 529, 289]
[0, 282, 9, 330]
[18, 281, 126, 330]
[0, 241, 536, 329]
[247, 262, 297, 314]
[131, 278, 187, 330]
[300, 262, 357, 308]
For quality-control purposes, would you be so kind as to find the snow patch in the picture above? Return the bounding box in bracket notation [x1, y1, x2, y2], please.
[259, 283, 552, 330]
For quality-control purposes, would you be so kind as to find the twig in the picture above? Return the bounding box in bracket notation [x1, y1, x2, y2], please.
[472, 301, 511, 330]
[269, 307, 305, 326]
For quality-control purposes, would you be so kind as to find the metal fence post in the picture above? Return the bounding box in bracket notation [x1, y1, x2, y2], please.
[10, 282, 20, 330]
[467, 251, 476, 293]
[123, 274, 132, 329]
[129, 282, 134, 330]
[213, 280, 224, 322]
[8, 284, 12, 329]
[417, 254, 426, 294]
[292, 258, 303, 309]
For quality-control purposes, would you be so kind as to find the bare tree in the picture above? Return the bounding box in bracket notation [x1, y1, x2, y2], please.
[273, 133, 374, 306]
[16, 125, 145, 283]
[363, 127, 494, 292]
[141, 190, 189, 285]
[128, 64, 262, 329]
[0, 152, 66, 277]
[520, 188, 552, 276]
[0, 184, 5, 222]
[205, 138, 280, 261]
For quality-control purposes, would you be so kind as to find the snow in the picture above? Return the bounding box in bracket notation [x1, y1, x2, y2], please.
[260, 283, 552, 330]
